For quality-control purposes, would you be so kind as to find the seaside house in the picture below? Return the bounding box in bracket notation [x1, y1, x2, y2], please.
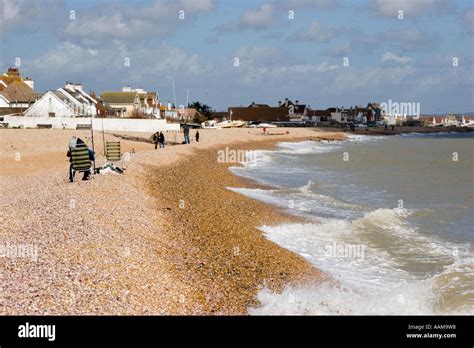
[177, 107, 198, 122]
[100, 90, 142, 118]
[0, 80, 37, 115]
[328, 107, 348, 123]
[305, 109, 332, 124]
[278, 98, 307, 119]
[367, 102, 383, 122]
[228, 104, 290, 123]
[0, 68, 38, 115]
[101, 87, 161, 118]
[0, 67, 23, 91]
[420, 116, 444, 127]
[23, 82, 97, 117]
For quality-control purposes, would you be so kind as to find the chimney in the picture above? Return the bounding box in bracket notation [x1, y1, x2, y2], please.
[278, 100, 281, 107]
[7, 67, 19, 76]
[65, 81, 74, 90]
[285, 98, 288, 107]
[122, 86, 132, 92]
[24, 77, 34, 90]
[74, 83, 83, 92]
[295, 100, 299, 106]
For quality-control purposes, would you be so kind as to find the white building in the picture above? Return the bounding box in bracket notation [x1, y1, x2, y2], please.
[24, 82, 97, 117]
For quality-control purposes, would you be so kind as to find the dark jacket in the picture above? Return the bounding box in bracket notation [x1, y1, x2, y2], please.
[159, 133, 165, 143]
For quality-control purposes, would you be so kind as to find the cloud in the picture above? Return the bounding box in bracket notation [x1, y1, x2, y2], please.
[0, 0, 63, 34]
[291, 21, 338, 43]
[230, 45, 338, 86]
[30, 41, 208, 91]
[282, 0, 338, 9]
[372, 0, 438, 17]
[63, 0, 215, 44]
[381, 52, 413, 65]
[217, 3, 276, 31]
[465, 8, 474, 35]
[325, 64, 416, 95]
[240, 3, 275, 29]
[382, 28, 440, 52]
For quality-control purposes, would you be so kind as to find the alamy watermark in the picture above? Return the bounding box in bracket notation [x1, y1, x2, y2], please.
[0, 242, 38, 262]
[381, 99, 420, 117]
[217, 147, 258, 164]
[324, 242, 365, 260]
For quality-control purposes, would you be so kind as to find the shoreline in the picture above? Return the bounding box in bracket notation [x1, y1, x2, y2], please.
[0, 128, 343, 315]
[143, 137, 339, 314]
[2, 127, 471, 315]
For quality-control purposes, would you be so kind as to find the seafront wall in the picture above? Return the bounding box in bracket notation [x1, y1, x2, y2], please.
[1, 116, 181, 132]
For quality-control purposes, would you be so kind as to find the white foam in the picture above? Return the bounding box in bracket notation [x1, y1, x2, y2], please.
[249, 209, 474, 315]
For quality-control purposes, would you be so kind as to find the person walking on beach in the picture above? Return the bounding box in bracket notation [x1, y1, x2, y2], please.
[159, 131, 165, 148]
[183, 124, 190, 144]
[384, 123, 388, 134]
[195, 130, 200, 143]
[152, 131, 160, 149]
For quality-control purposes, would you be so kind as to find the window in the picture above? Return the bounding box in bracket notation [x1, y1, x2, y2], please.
[49, 112, 55, 117]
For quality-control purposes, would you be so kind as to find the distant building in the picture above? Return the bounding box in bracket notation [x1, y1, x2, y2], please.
[305, 109, 332, 124]
[100, 91, 141, 118]
[0, 68, 38, 115]
[177, 107, 198, 122]
[24, 82, 96, 117]
[0, 80, 37, 109]
[228, 104, 290, 122]
[0, 67, 23, 91]
[278, 98, 307, 118]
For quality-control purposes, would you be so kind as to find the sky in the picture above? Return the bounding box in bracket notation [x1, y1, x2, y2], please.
[1, 0, 473, 113]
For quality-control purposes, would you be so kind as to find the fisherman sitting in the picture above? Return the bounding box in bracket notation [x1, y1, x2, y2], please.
[67, 137, 95, 182]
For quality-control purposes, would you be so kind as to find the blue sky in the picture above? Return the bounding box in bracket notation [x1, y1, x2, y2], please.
[1, 0, 473, 113]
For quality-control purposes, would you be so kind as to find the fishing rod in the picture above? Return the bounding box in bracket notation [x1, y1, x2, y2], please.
[102, 117, 106, 157]
[90, 114, 96, 172]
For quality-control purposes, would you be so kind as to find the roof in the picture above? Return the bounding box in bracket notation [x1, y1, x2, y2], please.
[248, 102, 270, 108]
[0, 80, 37, 102]
[228, 106, 290, 122]
[52, 91, 70, 103]
[280, 99, 306, 114]
[306, 109, 331, 117]
[0, 69, 22, 86]
[100, 91, 138, 104]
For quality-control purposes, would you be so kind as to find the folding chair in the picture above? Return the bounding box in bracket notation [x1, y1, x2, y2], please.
[105, 141, 123, 169]
[71, 144, 92, 182]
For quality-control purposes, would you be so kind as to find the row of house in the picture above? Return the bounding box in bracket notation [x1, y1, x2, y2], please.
[226, 99, 384, 125]
[2, 68, 470, 128]
[0, 68, 196, 122]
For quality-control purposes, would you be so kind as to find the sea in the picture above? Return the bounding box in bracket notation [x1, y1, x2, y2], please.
[229, 132, 474, 315]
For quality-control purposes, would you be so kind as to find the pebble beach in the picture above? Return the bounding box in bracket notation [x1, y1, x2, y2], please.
[0, 128, 345, 315]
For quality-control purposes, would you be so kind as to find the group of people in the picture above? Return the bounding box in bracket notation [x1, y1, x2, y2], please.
[152, 131, 165, 149]
[153, 126, 200, 149]
[67, 127, 202, 182]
